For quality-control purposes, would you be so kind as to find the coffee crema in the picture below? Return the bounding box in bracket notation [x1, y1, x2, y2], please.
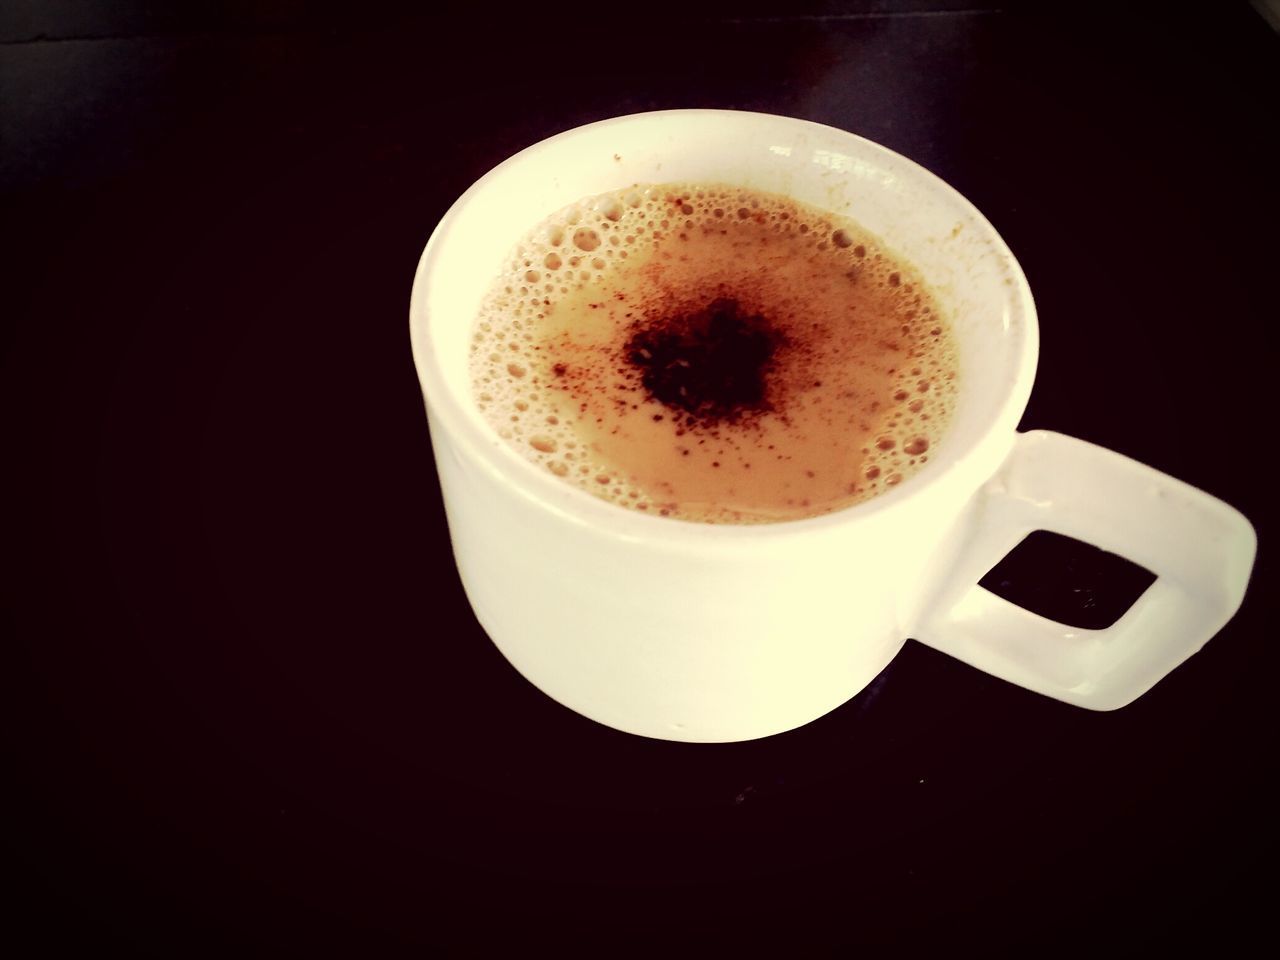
[469, 183, 958, 523]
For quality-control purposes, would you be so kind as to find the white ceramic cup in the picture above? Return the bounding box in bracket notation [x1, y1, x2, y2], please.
[409, 110, 1256, 742]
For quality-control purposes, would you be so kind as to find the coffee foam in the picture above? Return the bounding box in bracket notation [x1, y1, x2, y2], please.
[469, 183, 957, 523]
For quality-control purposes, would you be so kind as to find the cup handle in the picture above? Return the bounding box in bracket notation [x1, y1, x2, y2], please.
[915, 430, 1256, 709]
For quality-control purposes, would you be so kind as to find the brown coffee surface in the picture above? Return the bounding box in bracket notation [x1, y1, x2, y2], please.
[469, 183, 957, 523]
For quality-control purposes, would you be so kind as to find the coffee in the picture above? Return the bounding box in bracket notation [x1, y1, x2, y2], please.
[469, 183, 957, 523]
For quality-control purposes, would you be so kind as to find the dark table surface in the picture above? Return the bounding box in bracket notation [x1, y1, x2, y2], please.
[5, 2, 1276, 951]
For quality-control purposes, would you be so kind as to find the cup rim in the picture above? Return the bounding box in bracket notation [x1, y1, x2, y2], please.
[410, 108, 1038, 542]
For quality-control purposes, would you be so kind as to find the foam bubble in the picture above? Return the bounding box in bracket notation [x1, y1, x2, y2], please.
[573, 228, 601, 251]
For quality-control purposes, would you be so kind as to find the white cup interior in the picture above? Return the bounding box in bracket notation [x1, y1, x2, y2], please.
[411, 110, 1037, 533]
